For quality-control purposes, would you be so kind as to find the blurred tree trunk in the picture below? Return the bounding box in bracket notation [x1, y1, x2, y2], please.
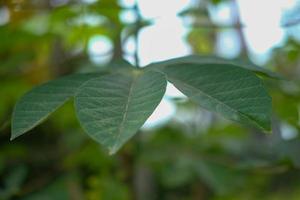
[230, 0, 249, 58]
[133, 163, 157, 200]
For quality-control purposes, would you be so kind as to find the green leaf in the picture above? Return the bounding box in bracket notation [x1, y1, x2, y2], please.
[161, 63, 272, 131]
[75, 70, 167, 154]
[148, 55, 282, 79]
[11, 73, 103, 140]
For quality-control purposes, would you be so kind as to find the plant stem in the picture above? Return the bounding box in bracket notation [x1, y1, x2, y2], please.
[133, 2, 141, 68]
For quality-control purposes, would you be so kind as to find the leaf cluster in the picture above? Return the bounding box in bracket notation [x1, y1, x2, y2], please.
[11, 57, 274, 154]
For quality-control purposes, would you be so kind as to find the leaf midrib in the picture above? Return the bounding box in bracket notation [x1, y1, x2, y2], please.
[112, 74, 138, 153]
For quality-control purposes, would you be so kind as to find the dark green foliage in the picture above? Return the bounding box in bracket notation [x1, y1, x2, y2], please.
[2, 0, 300, 199]
[11, 60, 272, 153]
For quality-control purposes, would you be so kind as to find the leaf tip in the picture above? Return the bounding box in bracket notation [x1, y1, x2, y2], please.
[10, 126, 22, 141]
[262, 125, 272, 134]
[10, 134, 17, 141]
[108, 144, 122, 155]
[260, 119, 272, 133]
[108, 147, 118, 156]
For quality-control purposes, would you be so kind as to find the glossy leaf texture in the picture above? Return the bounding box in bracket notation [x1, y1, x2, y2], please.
[148, 55, 282, 79]
[75, 70, 167, 154]
[11, 73, 102, 140]
[160, 63, 272, 131]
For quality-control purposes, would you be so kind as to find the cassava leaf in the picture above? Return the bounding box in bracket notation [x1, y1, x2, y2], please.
[148, 55, 282, 79]
[161, 63, 272, 131]
[75, 70, 167, 154]
[11, 73, 103, 140]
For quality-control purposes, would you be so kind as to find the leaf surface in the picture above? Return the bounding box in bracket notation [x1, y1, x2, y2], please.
[11, 73, 101, 139]
[162, 63, 272, 130]
[75, 70, 167, 154]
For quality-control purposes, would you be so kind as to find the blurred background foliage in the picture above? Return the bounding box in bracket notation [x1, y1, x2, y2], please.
[1, 0, 300, 199]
